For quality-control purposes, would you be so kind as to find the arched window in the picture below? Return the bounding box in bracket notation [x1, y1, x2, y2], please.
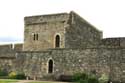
[48, 59, 53, 73]
[55, 35, 60, 48]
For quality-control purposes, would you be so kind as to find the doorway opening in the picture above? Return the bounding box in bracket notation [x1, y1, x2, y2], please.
[48, 59, 53, 73]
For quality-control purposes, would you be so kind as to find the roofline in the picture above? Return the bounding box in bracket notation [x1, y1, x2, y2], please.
[70, 11, 102, 32]
[24, 12, 69, 19]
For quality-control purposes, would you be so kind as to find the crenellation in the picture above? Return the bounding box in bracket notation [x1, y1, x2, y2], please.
[101, 38, 125, 48]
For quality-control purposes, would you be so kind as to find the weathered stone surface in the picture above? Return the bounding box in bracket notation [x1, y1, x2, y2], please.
[8, 48, 123, 82]
[23, 11, 102, 51]
[14, 43, 23, 51]
[0, 11, 124, 82]
[65, 11, 102, 48]
[24, 13, 69, 51]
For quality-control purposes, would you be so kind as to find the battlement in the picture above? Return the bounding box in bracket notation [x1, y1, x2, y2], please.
[13, 43, 23, 51]
[0, 44, 13, 52]
[24, 13, 69, 25]
[101, 37, 125, 47]
[0, 43, 23, 52]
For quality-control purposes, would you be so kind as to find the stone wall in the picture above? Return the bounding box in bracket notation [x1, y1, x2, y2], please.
[0, 44, 15, 73]
[65, 11, 103, 48]
[0, 43, 22, 72]
[101, 38, 125, 48]
[0, 11, 124, 82]
[0, 44, 23, 52]
[0, 44, 13, 52]
[0, 48, 123, 82]
[23, 11, 103, 51]
[23, 13, 70, 51]
[14, 43, 23, 51]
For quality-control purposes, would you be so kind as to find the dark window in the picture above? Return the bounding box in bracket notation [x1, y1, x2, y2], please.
[33, 33, 38, 41]
[48, 59, 53, 73]
[55, 35, 60, 47]
[36, 34, 38, 40]
[33, 34, 35, 40]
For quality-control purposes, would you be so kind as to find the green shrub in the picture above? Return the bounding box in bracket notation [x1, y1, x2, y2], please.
[15, 73, 26, 79]
[88, 77, 99, 83]
[8, 71, 26, 79]
[73, 72, 88, 81]
[8, 71, 17, 79]
[0, 69, 8, 76]
[72, 72, 100, 83]
[79, 78, 88, 83]
[99, 74, 109, 83]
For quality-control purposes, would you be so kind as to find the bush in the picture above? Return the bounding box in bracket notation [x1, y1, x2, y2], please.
[8, 71, 26, 79]
[99, 74, 109, 83]
[0, 69, 8, 76]
[73, 72, 88, 81]
[15, 73, 26, 79]
[8, 71, 17, 79]
[72, 72, 100, 83]
[79, 78, 88, 83]
[88, 77, 99, 83]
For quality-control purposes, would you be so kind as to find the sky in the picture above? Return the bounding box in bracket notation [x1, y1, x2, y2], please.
[0, 0, 125, 44]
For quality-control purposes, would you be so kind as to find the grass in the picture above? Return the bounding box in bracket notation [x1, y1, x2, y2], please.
[29, 82, 45, 83]
[0, 79, 70, 83]
[28, 82, 54, 83]
[0, 79, 18, 83]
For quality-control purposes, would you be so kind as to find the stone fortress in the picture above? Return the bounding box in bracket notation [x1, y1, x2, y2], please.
[0, 11, 124, 82]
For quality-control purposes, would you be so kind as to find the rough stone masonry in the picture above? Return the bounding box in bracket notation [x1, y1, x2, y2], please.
[0, 11, 124, 82]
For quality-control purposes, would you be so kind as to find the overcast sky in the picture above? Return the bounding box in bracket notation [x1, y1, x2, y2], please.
[0, 0, 125, 44]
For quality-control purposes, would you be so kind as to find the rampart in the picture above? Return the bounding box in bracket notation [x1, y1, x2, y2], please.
[0, 48, 124, 82]
[101, 38, 125, 48]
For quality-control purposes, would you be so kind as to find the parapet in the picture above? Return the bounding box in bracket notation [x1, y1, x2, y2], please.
[24, 12, 69, 25]
[0, 44, 13, 53]
[0, 43, 23, 52]
[0, 44, 15, 59]
[13, 43, 23, 51]
[101, 37, 125, 48]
